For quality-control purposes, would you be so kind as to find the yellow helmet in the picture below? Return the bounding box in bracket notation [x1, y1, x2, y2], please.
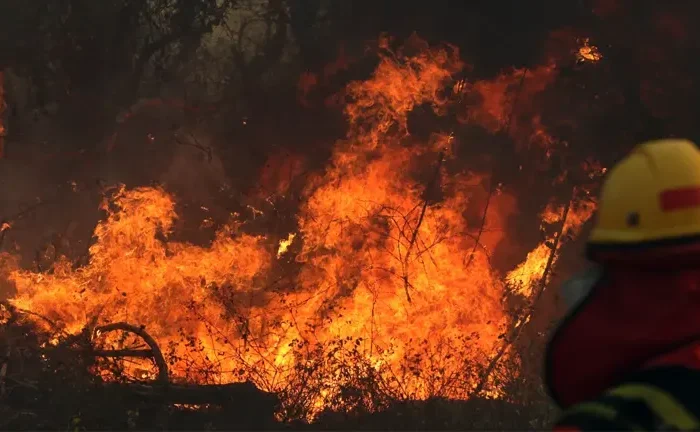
[588, 138, 700, 258]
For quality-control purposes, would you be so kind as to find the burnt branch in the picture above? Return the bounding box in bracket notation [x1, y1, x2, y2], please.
[402, 151, 445, 303]
[463, 183, 494, 269]
[3, 303, 65, 336]
[472, 187, 574, 396]
[172, 133, 213, 162]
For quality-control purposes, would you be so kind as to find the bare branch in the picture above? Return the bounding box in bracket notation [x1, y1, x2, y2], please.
[402, 151, 444, 303]
[472, 187, 574, 396]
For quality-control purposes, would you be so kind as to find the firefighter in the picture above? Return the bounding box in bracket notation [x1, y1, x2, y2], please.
[545, 138, 700, 431]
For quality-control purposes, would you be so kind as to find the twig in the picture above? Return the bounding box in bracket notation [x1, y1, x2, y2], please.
[5, 303, 66, 336]
[471, 188, 574, 396]
[402, 151, 444, 303]
[0, 200, 48, 231]
[463, 183, 494, 268]
[173, 133, 213, 162]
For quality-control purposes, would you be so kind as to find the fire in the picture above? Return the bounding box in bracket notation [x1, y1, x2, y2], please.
[576, 38, 602, 63]
[277, 233, 296, 258]
[1, 37, 598, 418]
[506, 193, 597, 296]
[457, 63, 559, 152]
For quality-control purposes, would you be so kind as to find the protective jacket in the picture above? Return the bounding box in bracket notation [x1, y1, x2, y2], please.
[545, 139, 700, 431]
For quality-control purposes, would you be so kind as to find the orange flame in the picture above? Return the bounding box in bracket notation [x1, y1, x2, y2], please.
[457, 63, 559, 152]
[2, 37, 599, 418]
[506, 195, 597, 296]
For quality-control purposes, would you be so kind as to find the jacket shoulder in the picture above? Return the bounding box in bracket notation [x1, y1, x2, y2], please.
[555, 365, 700, 431]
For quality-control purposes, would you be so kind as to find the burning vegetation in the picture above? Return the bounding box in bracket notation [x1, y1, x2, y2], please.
[0, 0, 696, 429]
[0, 34, 599, 427]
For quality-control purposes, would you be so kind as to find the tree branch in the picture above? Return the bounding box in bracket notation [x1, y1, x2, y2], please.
[402, 151, 444, 303]
[472, 187, 574, 396]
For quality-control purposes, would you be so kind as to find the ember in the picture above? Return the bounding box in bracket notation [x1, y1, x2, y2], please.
[576, 38, 603, 63]
[276, 233, 296, 259]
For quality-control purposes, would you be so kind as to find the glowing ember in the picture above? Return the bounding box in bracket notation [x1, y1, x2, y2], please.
[277, 233, 296, 258]
[0, 37, 598, 419]
[577, 38, 602, 63]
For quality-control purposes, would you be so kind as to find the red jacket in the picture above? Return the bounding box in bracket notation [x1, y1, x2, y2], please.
[546, 267, 700, 431]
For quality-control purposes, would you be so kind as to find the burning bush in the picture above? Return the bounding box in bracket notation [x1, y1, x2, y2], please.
[0, 35, 601, 428]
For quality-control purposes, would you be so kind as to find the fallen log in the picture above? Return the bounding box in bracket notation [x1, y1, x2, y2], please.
[91, 322, 279, 422]
[3, 314, 280, 425]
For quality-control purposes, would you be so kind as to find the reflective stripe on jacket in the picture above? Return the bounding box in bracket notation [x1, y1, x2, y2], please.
[554, 367, 700, 431]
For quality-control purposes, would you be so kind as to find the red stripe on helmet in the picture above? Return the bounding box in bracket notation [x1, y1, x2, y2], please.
[660, 187, 700, 211]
